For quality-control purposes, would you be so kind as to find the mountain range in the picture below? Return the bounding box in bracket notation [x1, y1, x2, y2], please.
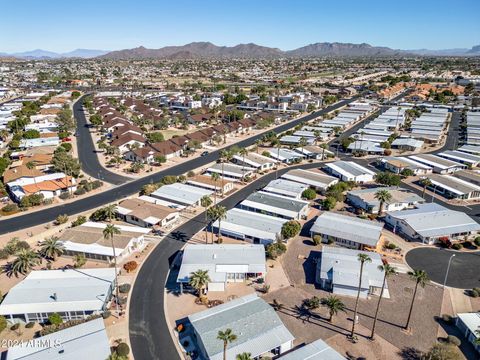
[1, 42, 479, 60]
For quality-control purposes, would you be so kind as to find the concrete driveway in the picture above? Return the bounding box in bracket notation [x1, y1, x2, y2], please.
[405, 247, 480, 289]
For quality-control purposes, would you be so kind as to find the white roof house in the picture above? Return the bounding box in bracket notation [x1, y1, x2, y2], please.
[188, 294, 294, 360]
[151, 182, 213, 206]
[456, 312, 480, 354]
[437, 150, 480, 167]
[0, 268, 115, 324]
[346, 187, 425, 213]
[391, 138, 424, 150]
[265, 148, 304, 163]
[232, 152, 277, 170]
[212, 208, 287, 245]
[409, 154, 466, 174]
[316, 246, 389, 299]
[381, 156, 432, 175]
[206, 163, 256, 181]
[324, 161, 375, 183]
[239, 191, 310, 220]
[281, 169, 338, 192]
[177, 244, 266, 292]
[310, 212, 383, 249]
[262, 178, 308, 199]
[385, 203, 480, 244]
[278, 339, 345, 360]
[426, 174, 480, 200]
[5, 318, 111, 360]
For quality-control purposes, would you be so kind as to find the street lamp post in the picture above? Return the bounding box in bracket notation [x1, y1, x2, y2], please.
[443, 253, 456, 288]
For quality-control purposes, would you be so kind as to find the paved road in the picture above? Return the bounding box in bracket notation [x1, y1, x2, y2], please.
[0, 98, 353, 234]
[73, 96, 131, 185]
[405, 247, 480, 289]
[129, 160, 332, 360]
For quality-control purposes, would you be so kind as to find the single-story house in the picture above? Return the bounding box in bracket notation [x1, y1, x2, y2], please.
[176, 244, 266, 292]
[409, 154, 466, 174]
[278, 339, 345, 360]
[238, 191, 310, 220]
[391, 138, 424, 151]
[186, 174, 235, 194]
[116, 198, 180, 228]
[437, 150, 480, 168]
[381, 156, 432, 175]
[456, 312, 480, 354]
[316, 246, 389, 299]
[346, 187, 425, 213]
[281, 169, 338, 192]
[262, 178, 308, 199]
[4, 318, 111, 360]
[58, 221, 150, 262]
[232, 152, 277, 171]
[188, 294, 294, 360]
[7, 174, 77, 202]
[425, 174, 480, 200]
[205, 162, 256, 182]
[0, 268, 115, 324]
[212, 208, 287, 245]
[294, 145, 333, 160]
[384, 203, 480, 244]
[150, 183, 213, 207]
[280, 135, 315, 146]
[265, 148, 304, 164]
[324, 161, 376, 183]
[310, 212, 383, 250]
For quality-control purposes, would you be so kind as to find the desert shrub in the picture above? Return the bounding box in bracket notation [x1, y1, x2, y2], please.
[187, 170, 195, 177]
[302, 188, 316, 200]
[470, 289, 479, 298]
[0, 249, 9, 259]
[119, 283, 131, 294]
[55, 214, 69, 225]
[451, 243, 462, 250]
[10, 323, 20, 331]
[281, 220, 301, 239]
[266, 241, 287, 260]
[447, 335, 461, 346]
[123, 261, 138, 273]
[71, 215, 87, 227]
[74, 187, 86, 196]
[475, 236, 480, 247]
[0, 316, 7, 332]
[312, 235, 322, 245]
[91, 180, 103, 189]
[48, 313, 63, 325]
[386, 242, 397, 250]
[1, 203, 19, 214]
[116, 343, 130, 357]
[322, 196, 337, 210]
[25, 321, 35, 328]
[59, 192, 71, 200]
[60, 143, 72, 152]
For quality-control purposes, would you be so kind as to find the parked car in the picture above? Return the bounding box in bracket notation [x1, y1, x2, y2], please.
[200, 151, 209, 157]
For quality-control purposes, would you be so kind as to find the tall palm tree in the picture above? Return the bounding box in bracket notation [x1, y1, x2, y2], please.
[214, 205, 227, 242]
[351, 253, 372, 337]
[189, 269, 211, 299]
[275, 141, 282, 179]
[321, 295, 346, 322]
[200, 195, 213, 244]
[103, 224, 121, 312]
[104, 204, 117, 222]
[236, 353, 252, 360]
[420, 178, 432, 200]
[219, 150, 232, 196]
[254, 139, 262, 154]
[217, 328, 237, 360]
[9, 249, 41, 277]
[210, 172, 220, 205]
[25, 161, 36, 170]
[320, 143, 328, 160]
[405, 269, 429, 331]
[239, 148, 248, 181]
[299, 136, 308, 160]
[314, 130, 321, 145]
[374, 189, 393, 215]
[39, 236, 65, 261]
[370, 264, 397, 339]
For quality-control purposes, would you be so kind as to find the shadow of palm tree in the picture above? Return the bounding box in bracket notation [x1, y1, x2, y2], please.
[398, 346, 422, 360]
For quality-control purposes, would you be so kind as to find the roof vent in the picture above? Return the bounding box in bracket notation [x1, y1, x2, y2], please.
[213, 254, 217, 259]
[52, 292, 57, 301]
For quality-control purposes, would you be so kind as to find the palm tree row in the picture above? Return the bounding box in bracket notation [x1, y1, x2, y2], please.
[206, 205, 227, 243]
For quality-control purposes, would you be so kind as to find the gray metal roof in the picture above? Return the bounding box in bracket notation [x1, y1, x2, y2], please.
[189, 294, 294, 360]
[318, 246, 385, 289]
[5, 318, 110, 360]
[310, 212, 383, 247]
[177, 244, 266, 283]
[279, 339, 345, 360]
[347, 187, 424, 208]
[386, 203, 480, 238]
[263, 178, 308, 198]
[428, 174, 480, 195]
[242, 191, 309, 213]
[151, 183, 212, 205]
[325, 161, 375, 178]
[281, 169, 337, 189]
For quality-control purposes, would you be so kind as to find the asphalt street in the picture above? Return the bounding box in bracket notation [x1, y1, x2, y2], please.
[405, 247, 480, 289]
[73, 96, 131, 185]
[128, 160, 331, 360]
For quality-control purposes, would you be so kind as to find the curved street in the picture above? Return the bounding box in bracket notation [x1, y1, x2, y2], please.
[405, 247, 480, 289]
[0, 97, 353, 235]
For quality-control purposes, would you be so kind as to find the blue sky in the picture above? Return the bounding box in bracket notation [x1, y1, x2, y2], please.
[1, 0, 479, 53]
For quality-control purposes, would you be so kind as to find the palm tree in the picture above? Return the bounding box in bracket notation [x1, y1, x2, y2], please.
[213, 205, 227, 242]
[374, 189, 393, 215]
[321, 295, 346, 322]
[236, 353, 252, 360]
[239, 148, 249, 181]
[9, 249, 41, 277]
[405, 269, 429, 331]
[25, 161, 36, 170]
[103, 224, 121, 312]
[254, 139, 262, 153]
[351, 253, 372, 337]
[299, 137, 308, 160]
[370, 264, 397, 339]
[314, 130, 321, 145]
[104, 204, 117, 222]
[73, 253, 86, 268]
[217, 328, 237, 360]
[219, 150, 232, 196]
[210, 172, 220, 205]
[39, 236, 65, 261]
[200, 195, 213, 244]
[420, 178, 432, 199]
[189, 269, 211, 299]
[275, 141, 282, 179]
[320, 143, 328, 160]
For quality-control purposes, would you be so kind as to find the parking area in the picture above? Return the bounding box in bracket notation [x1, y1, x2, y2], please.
[405, 247, 480, 289]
